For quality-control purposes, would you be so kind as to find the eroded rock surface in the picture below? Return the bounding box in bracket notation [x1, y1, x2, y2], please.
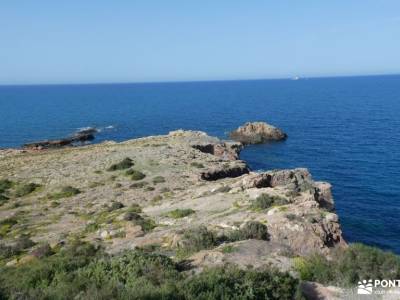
[0, 130, 345, 275]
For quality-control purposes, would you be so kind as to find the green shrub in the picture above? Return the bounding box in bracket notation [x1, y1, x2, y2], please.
[0, 242, 301, 300]
[126, 213, 156, 232]
[0, 240, 102, 299]
[0, 194, 9, 205]
[220, 245, 235, 254]
[127, 203, 142, 213]
[251, 194, 289, 210]
[0, 179, 14, 205]
[15, 183, 41, 197]
[130, 170, 146, 181]
[228, 221, 269, 241]
[107, 157, 134, 171]
[49, 186, 81, 200]
[0, 236, 35, 259]
[178, 226, 217, 256]
[190, 162, 205, 168]
[166, 209, 195, 219]
[137, 217, 157, 232]
[151, 194, 163, 204]
[294, 243, 400, 287]
[108, 201, 124, 211]
[182, 266, 299, 300]
[152, 176, 166, 184]
[130, 181, 148, 188]
[0, 179, 13, 193]
[0, 217, 18, 238]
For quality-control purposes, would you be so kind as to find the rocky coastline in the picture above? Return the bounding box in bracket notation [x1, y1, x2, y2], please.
[0, 124, 398, 299]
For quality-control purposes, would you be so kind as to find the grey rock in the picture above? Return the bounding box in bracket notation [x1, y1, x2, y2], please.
[229, 122, 287, 144]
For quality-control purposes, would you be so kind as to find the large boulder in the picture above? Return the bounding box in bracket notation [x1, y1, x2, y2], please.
[229, 122, 287, 144]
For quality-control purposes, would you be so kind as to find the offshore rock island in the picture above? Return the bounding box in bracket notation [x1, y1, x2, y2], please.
[0, 123, 399, 299]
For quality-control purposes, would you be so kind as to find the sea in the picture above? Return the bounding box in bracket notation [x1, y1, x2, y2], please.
[0, 75, 399, 253]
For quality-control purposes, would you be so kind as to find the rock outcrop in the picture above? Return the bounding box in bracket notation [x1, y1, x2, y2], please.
[200, 163, 250, 181]
[22, 127, 98, 150]
[0, 129, 346, 284]
[229, 121, 287, 144]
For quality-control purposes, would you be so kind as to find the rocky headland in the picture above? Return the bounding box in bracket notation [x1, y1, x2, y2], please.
[0, 125, 399, 299]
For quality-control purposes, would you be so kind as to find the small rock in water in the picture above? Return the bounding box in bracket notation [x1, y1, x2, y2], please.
[229, 121, 287, 144]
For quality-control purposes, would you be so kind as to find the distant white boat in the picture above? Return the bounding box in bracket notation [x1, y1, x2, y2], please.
[292, 76, 300, 80]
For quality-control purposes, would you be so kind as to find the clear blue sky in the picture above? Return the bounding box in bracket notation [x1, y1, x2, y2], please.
[1, 1, 400, 84]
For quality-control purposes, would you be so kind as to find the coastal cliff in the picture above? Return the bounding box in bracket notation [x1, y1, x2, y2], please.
[0, 129, 398, 299]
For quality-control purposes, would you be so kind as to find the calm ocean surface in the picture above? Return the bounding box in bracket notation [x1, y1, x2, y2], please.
[0, 75, 399, 253]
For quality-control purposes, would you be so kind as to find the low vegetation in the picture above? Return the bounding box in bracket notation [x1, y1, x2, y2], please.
[127, 203, 142, 213]
[178, 226, 217, 257]
[130, 181, 148, 189]
[129, 170, 146, 181]
[48, 186, 81, 200]
[251, 193, 289, 210]
[228, 221, 269, 241]
[178, 222, 269, 258]
[0, 217, 18, 238]
[107, 157, 134, 171]
[124, 212, 156, 232]
[0, 179, 13, 193]
[152, 176, 166, 184]
[190, 162, 205, 168]
[294, 243, 400, 287]
[15, 183, 41, 197]
[0, 241, 300, 299]
[0, 179, 13, 205]
[0, 235, 35, 259]
[166, 208, 195, 219]
[108, 201, 124, 211]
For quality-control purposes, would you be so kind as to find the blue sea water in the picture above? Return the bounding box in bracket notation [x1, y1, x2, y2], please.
[0, 75, 399, 253]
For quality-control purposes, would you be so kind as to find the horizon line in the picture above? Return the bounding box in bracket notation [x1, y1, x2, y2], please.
[0, 72, 399, 87]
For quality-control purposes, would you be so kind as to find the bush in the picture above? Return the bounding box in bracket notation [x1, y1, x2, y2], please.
[0, 179, 13, 193]
[0, 241, 302, 300]
[0, 194, 9, 205]
[108, 201, 124, 211]
[0, 240, 102, 299]
[0, 217, 19, 238]
[124, 213, 156, 232]
[152, 176, 166, 184]
[0, 179, 13, 205]
[107, 158, 134, 171]
[49, 186, 81, 200]
[228, 221, 269, 241]
[182, 266, 299, 300]
[251, 194, 289, 210]
[130, 181, 148, 189]
[127, 203, 142, 213]
[190, 162, 205, 168]
[130, 170, 146, 181]
[179, 226, 217, 256]
[151, 195, 163, 204]
[0, 236, 35, 259]
[166, 209, 195, 219]
[15, 183, 41, 197]
[294, 243, 400, 287]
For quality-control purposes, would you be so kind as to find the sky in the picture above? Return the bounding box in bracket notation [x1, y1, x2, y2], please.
[1, 1, 400, 85]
